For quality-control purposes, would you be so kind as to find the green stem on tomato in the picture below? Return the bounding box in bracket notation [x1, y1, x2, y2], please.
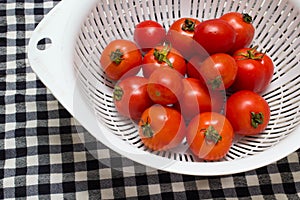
[110, 49, 124, 64]
[153, 44, 173, 68]
[202, 126, 222, 144]
[251, 112, 264, 128]
[113, 86, 123, 101]
[237, 46, 265, 60]
[242, 13, 253, 24]
[140, 117, 154, 138]
[182, 19, 196, 31]
[208, 76, 222, 90]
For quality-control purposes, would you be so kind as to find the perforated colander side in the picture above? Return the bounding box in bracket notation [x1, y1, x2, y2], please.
[73, 0, 300, 164]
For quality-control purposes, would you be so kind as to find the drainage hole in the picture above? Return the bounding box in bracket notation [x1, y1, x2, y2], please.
[36, 37, 52, 50]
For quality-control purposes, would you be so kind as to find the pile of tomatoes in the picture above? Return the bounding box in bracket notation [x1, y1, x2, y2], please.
[100, 12, 274, 161]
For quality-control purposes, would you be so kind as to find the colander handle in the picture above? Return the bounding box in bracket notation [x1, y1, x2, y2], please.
[27, 0, 98, 115]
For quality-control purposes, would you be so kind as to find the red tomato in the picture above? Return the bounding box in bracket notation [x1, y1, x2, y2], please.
[147, 67, 183, 105]
[166, 18, 201, 59]
[193, 19, 236, 55]
[175, 78, 225, 121]
[142, 44, 187, 78]
[138, 104, 186, 151]
[113, 76, 153, 120]
[220, 12, 255, 54]
[100, 39, 142, 81]
[198, 53, 238, 90]
[226, 90, 270, 135]
[133, 20, 166, 53]
[230, 47, 274, 93]
[187, 112, 234, 161]
[186, 55, 207, 82]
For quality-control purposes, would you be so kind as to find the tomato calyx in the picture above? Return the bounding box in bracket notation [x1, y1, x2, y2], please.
[202, 126, 222, 144]
[182, 19, 196, 31]
[110, 49, 124, 64]
[242, 13, 253, 24]
[237, 46, 265, 60]
[251, 112, 264, 128]
[113, 86, 123, 101]
[208, 76, 222, 90]
[153, 45, 173, 68]
[140, 117, 154, 138]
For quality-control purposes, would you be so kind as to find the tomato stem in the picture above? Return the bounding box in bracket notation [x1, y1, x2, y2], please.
[113, 86, 123, 101]
[237, 46, 265, 60]
[242, 13, 253, 24]
[110, 49, 124, 64]
[153, 44, 173, 68]
[141, 117, 154, 138]
[208, 76, 222, 90]
[182, 19, 196, 31]
[202, 126, 222, 144]
[250, 112, 264, 128]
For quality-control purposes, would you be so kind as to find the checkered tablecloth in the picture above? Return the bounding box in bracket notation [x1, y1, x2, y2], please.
[1, 0, 300, 199]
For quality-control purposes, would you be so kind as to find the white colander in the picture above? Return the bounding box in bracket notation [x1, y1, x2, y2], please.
[28, 0, 300, 176]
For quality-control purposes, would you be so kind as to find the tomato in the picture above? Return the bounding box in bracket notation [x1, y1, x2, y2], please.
[147, 67, 183, 105]
[186, 55, 207, 82]
[175, 78, 225, 121]
[220, 12, 255, 54]
[113, 76, 153, 120]
[100, 39, 142, 81]
[138, 104, 186, 151]
[226, 90, 270, 135]
[198, 53, 238, 90]
[133, 20, 166, 53]
[193, 19, 236, 55]
[142, 44, 187, 78]
[187, 112, 234, 161]
[230, 46, 274, 93]
[166, 18, 201, 59]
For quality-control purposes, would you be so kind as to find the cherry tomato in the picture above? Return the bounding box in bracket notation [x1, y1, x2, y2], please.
[230, 46, 274, 93]
[198, 53, 238, 90]
[220, 12, 255, 54]
[187, 112, 234, 161]
[138, 104, 186, 151]
[226, 90, 270, 135]
[100, 39, 142, 81]
[186, 55, 207, 82]
[175, 78, 224, 121]
[142, 44, 187, 78]
[147, 67, 183, 105]
[113, 76, 153, 120]
[133, 20, 166, 53]
[193, 19, 236, 55]
[166, 18, 201, 59]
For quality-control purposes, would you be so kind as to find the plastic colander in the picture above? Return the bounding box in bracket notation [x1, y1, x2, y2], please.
[28, 0, 300, 176]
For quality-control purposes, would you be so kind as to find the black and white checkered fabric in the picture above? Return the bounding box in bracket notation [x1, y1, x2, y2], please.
[1, 0, 300, 199]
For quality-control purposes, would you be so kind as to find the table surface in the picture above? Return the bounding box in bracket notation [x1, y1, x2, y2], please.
[1, 0, 300, 199]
